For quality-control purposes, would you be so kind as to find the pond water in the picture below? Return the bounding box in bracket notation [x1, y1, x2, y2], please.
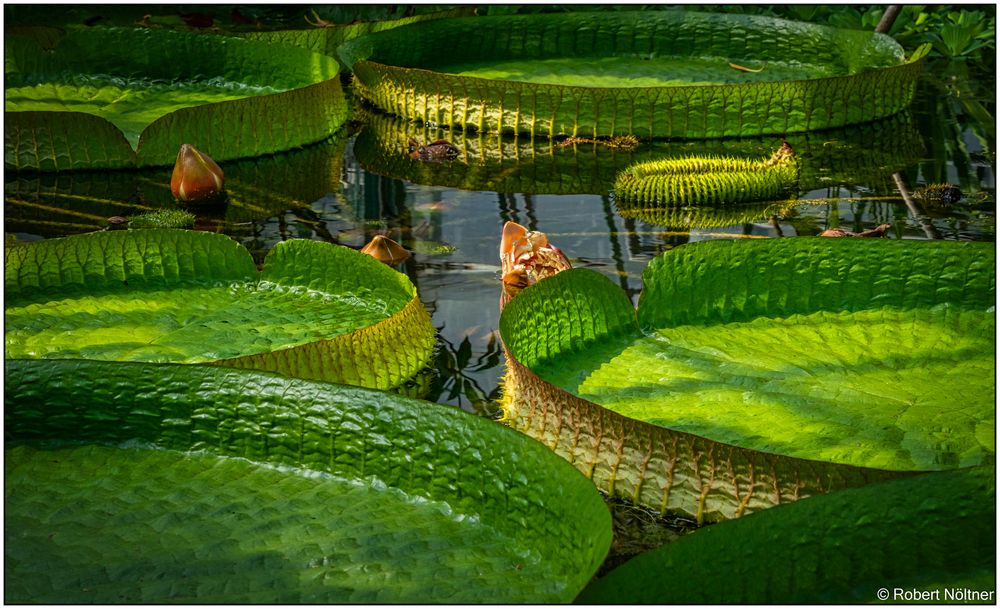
[6, 60, 994, 418]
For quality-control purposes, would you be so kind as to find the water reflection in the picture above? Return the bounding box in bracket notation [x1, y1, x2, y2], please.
[5, 136, 348, 247]
[5, 69, 994, 413]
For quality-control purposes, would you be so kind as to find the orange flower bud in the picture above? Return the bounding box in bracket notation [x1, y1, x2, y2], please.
[361, 235, 411, 266]
[170, 144, 224, 202]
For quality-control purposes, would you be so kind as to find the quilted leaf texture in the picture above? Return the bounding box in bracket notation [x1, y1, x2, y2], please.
[5, 359, 612, 603]
[499, 238, 995, 521]
[235, 8, 475, 60]
[135, 80, 347, 168]
[5, 26, 346, 170]
[339, 11, 924, 138]
[579, 466, 995, 603]
[5, 229, 435, 390]
[4, 111, 137, 171]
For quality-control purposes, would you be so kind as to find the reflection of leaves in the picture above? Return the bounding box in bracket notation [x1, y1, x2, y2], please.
[912, 58, 995, 191]
[427, 330, 504, 416]
[5, 137, 348, 239]
[456, 336, 473, 369]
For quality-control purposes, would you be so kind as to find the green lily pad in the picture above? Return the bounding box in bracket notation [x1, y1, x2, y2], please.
[4, 6, 476, 61]
[499, 238, 994, 520]
[5, 135, 348, 238]
[5, 26, 347, 170]
[339, 11, 926, 138]
[233, 7, 476, 62]
[5, 358, 612, 603]
[579, 466, 995, 604]
[5, 229, 435, 390]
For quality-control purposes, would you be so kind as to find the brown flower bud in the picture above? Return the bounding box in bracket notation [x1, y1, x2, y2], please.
[361, 235, 411, 266]
[171, 144, 224, 202]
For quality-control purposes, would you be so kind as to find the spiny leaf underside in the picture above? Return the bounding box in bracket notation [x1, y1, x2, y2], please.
[613, 150, 799, 206]
[500, 351, 903, 525]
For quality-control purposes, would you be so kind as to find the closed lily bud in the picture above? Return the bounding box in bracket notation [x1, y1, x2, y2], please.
[361, 235, 411, 266]
[171, 144, 224, 202]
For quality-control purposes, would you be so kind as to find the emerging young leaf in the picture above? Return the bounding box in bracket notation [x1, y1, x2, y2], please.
[612, 143, 799, 206]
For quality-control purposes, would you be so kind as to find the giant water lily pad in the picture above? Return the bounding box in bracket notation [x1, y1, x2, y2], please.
[5, 229, 435, 390]
[580, 466, 995, 603]
[339, 11, 927, 138]
[499, 238, 994, 520]
[5, 26, 347, 170]
[5, 5, 475, 60]
[231, 7, 476, 61]
[5, 359, 612, 603]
